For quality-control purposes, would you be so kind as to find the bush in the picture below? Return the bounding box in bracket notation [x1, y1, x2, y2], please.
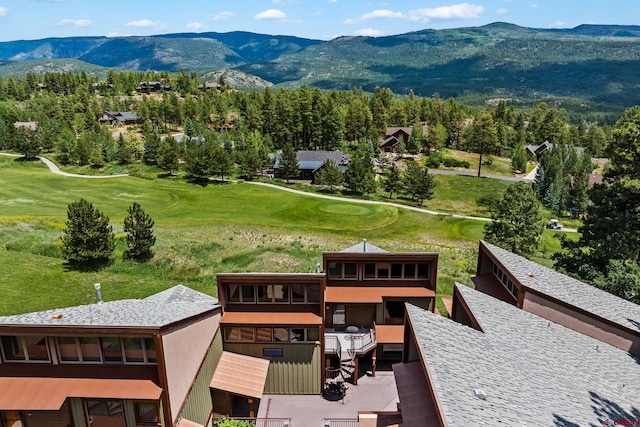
[442, 157, 471, 168]
[425, 152, 443, 168]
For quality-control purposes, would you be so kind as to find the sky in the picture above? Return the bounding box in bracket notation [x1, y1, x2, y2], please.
[0, 0, 638, 42]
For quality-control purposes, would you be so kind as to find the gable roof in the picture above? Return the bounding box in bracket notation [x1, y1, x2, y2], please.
[0, 285, 219, 329]
[406, 284, 640, 426]
[480, 241, 640, 332]
[340, 240, 388, 253]
[273, 150, 350, 171]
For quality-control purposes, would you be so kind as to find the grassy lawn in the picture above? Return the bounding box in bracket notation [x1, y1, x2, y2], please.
[438, 149, 514, 176]
[0, 155, 571, 317]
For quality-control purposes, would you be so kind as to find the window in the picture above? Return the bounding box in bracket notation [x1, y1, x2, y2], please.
[224, 327, 254, 342]
[291, 285, 306, 302]
[256, 328, 273, 342]
[57, 337, 80, 362]
[227, 284, 255, 303]
[364, 263, 376, 278]
[263, 348, 283, 357]
[0, 336, 49, 362]
[291, 328, 320, 342]
[79, 337, 101, 362]
[328, 262, 343, 278]
[417, 263, 429, 279]
[100, 337, 123, 363]
[257, 285, 272, 303]
[377, 263, 390, 279]
[273, 328, 289, 342]
[307, 328, 320, 342]
[329, 262, 357, 279]
[135, 401, 160, 425]
[144, 338, 157, 363]
[306, 285, 320, 302]
[344, 263, 357, 278]
[85, 400, 125, 427]
[123, 338, 145, 363]
[391, 263, 403, 278]
[404, 263, 416, 278]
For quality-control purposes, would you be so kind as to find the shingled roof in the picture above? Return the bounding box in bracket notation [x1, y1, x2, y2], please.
[480, 240, 640, 332]
[340, 240, 387, 253]
[0, 285, 219, 329]
[406, 284, 640, 426]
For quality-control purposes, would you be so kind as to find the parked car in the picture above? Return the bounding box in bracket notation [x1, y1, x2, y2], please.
[545, 219, 564, 230]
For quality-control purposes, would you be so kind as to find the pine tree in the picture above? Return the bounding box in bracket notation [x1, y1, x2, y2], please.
[123, 202, 156, 261]
[61, 199, 115, 268]
[315, 159, 344, 191]
[383, 164, 403, 199]
[403, 161, 436, 205]
[484, 182, 543, 257]
[158, 136, 180, 176]
[277, 143, 299, 184]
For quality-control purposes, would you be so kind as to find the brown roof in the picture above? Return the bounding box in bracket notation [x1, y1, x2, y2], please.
[221, 311, 322, 325]
[210, 351, 270, 399]
[392, 361, 441, 426]
[375, 324, 405, 344]
[0, 377, 162, 410]
[325, 287, 435, 303]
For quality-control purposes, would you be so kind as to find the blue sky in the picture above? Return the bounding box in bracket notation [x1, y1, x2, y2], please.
[0, 0, 637, 42]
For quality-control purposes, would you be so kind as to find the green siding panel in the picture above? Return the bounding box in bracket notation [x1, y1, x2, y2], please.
[223, 343, 321, 394]
[178, 331, 224, 425]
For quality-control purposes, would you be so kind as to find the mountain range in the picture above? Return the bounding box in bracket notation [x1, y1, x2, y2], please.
[2, 23, 640, 107]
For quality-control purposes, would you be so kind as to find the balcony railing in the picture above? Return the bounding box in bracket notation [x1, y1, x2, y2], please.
[325, 334, 341, 356]
[325, 329, 376, 357]
[321, 419, 359, 427]
[212, 417, 292, 427]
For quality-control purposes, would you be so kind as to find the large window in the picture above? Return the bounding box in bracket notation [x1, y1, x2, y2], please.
[0, 336, 49, 363]
[328, 262, 357, 279]
[55, 337, 156, 364]
[135, 401, 160, 425]
[224, 327, 320, 344]
[363, 262, 430, 280]
[226, 283, 320, 304]
[85, 400, 125, 427]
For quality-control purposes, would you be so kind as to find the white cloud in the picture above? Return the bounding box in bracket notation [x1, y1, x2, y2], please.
[124, 19, 161, 28]
[344, 9, 404, 24]
[550, 20, 568, 28]
[408, 3, 484, 23]
[57, 18, 91, 27]
[0, 7, 8, 17]
[106, 31, 120, 37]
[529, 3, 538, 8]
[213, 11, 235, 21]
[329, 0, 337, 3]
[272, 0, 284, 4]
[254, 9, 287, 20]
[187, 22, 203, 30]
[354, 28, 385, 37]
[497, 8, 507, 15]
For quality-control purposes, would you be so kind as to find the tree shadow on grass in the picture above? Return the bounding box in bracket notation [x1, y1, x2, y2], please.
[63, 258, 112, 273]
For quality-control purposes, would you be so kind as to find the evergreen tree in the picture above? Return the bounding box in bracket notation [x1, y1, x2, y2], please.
[116, 133, 132, 165]
[383, 164, 403, 199]
[143, 132, 161, 165]
[61, 199, 115, 268]
[184, 138, 215, 182]
[403, 161, 436, 205]
[211, 144, 234, 182]
[465, 111, 499, 177]
[277, 143, 299, 183]
[123, 202, 156, 261]
[511, 143, 528, 173]
[484, 182, 543, 257]
[14, 124, 40, 159]
[314, 159, 344, 191]
[158, 136, 180, 175]
[238, 145, 264, 181]
[344, 153, 377, 195]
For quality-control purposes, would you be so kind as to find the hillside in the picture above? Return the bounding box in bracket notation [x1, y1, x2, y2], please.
[2, 23, 640, 106]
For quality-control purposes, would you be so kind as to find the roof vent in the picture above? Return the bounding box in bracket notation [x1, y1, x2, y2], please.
[51, 314, 63, 320]
[94, 283, 103, 305]
[474, 389, 488, 400]
[363, 239, 367, 253]
[528, 272, 535, 278]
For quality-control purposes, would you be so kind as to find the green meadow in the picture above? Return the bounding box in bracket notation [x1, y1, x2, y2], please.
[0, 156, 564, 316]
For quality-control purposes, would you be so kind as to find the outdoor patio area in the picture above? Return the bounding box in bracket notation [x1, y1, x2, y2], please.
[256, 364, 399, 426]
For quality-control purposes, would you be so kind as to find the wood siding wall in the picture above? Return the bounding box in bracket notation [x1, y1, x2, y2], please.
[178, 330, 224, 425]
[223, 343, 321, 394]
